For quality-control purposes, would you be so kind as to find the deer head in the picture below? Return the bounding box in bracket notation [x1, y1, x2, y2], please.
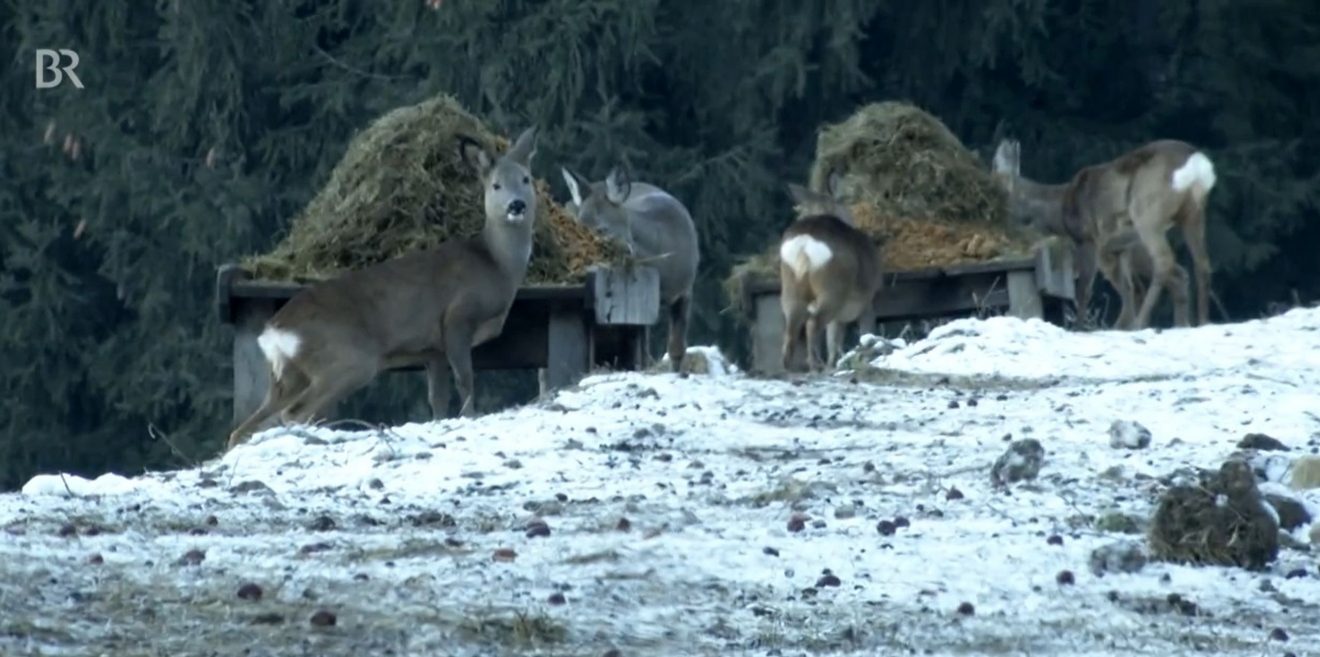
[561, 165, 636, 252]
[461, 126, 539, 230]
[787, 171, 855, 225]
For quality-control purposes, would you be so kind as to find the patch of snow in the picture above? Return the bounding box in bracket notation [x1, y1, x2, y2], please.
[2, 309, 1320, 655]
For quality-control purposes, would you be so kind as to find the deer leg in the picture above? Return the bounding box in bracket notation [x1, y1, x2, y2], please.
[426, 355, 452, 420]
[1168, 265, 1192, 328]
[781, 305, 807, 373]
[228, 365, 309, 450]
[825, 320, 846, 370]
[444, 320, 479, 418]
[282, 361, 377, 427]
[804, 315, 824, 372]
[666, 295, 691, 372]
[1132, 225, 1177, 330]
[1181, 202, 1212, 326]
[1073, 240, 1098, 328]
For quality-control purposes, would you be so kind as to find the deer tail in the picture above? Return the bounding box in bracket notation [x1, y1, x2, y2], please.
[779, 234, 833, 280]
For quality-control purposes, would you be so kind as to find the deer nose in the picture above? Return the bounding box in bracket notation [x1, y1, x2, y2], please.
[507, 199, 526, 215]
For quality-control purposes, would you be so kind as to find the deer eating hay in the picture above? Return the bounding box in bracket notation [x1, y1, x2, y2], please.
[561, 166, 700, 371]
[778, 174, 882, 372]
[992, 138, 1217, 330]
[227, 127, 540, 450]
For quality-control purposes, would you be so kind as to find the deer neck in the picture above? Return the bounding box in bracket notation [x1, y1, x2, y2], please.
[481, 218, 534, 286]
[1013, 177, 1071, 238]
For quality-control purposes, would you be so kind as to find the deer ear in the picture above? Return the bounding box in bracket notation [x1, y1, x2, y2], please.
[606, 166, 631, 204]
[787, 182, 812, 206]
[992, 138, 1020, 176]
[826, 171, 844, 199]
[506, 126, 538, 167]
[458, 136, 493, 175]
[561, 167, 585, 209]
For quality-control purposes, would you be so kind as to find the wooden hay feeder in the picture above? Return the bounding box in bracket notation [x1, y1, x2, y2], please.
[215, 263, 659, 426]
[738, 245, 1076, 374]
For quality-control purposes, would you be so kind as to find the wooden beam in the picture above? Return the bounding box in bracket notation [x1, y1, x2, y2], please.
[1007, 270, 1044, 319]
[230, 298, 277, 428]
[542, 308, 589, 393]
[751, 292, 786, 375]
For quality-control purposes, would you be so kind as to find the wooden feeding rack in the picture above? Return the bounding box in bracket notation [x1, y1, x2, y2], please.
[737, 245, 1075, 374]
[214, 263, 660, 426]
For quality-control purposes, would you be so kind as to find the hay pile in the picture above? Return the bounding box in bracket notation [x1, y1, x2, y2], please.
[241, 94, 625, 284]
[1148, 459, 1279, 571]
[723, 102, 1039, 312]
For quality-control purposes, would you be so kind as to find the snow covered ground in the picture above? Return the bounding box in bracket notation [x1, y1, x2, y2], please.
[4, 309, 1320, 656]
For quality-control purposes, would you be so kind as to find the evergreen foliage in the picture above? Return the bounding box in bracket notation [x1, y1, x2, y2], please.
[2, 0, 1317, 490]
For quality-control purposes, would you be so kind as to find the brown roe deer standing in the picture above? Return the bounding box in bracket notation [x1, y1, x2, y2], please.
[561, 166, 699, 371]
[227, 127, 540, 450]
[991, 138, 1216, 329]
[778, 178, 881, 372]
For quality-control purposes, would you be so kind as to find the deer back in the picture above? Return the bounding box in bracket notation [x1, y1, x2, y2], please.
[267, 127, 540, 363]
[562, 166, 699, 303]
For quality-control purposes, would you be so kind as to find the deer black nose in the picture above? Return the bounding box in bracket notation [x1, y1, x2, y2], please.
[507, 199, 526, 215]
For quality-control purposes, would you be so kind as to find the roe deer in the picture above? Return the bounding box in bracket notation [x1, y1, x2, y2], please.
[778, 175, 882, 372]
[227, 127, 540, 450]
[992, 138, 1216, 329]
[561, 166, 700, 371]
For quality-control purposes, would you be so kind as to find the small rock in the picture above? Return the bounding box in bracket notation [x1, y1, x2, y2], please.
[1089, 541, 1148, 576]
[763, 546, 779, 557]
[492, 548, 517, 562]
[787, 513, 809, 533]
[862, 462, 876, 474]
[176, 549, 206, 567]
[58, 523, 77, 538]
[1239, 433, 1289, 451]
[1108, 420, 1152, 449]
[834, 504, 857, 520]
[1288, 456, 1320, 490]
[1265, 494, 1312, 531]
[1270, 627, 1289, 642]
[1095, 511, 1143, 534]
[230, 480, 273, 495]
[1056, 570, 1075, 585]
[991, 439, 1045, 486]
[504, 459, 523, 470]
[252, 613, 284, 625]
[547, 592, 566, 605]
[205, 515, 219, 526]
[893, 516, 910, 529]
[237, 583, 263, 601]
[956, 602, 975, 616]
[616, 518, 632, 532]
[946, 487, 965, 501]
[309, 610, 336, 627]
[410, 510, 456, 527]
[876, 520, 897, 536]
[967, 398, 979, 407]
[525, 519, 551, 539]
[947, 400, 961, 409]
[307, 515, 336, 532]
[816, 574, 842, 588]
[1047, 535, 1064, 546]
[87, 553, 104, 565]
[1284, 568, 1308, 580]
[602, 649, 622, 657]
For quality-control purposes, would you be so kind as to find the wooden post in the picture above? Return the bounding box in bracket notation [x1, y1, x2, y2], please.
[590, 265, 660, 326]
[751, 292, 785, 375]
[542, 308, 589, 394]
[1006, 270, 1044, 319]
[231, 298, 277, 427]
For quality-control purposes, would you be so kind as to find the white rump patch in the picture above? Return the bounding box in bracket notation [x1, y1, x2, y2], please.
[257, 327, 301, 380]
[779, 234, 833, 279]
[1171, 152, 1217, 194]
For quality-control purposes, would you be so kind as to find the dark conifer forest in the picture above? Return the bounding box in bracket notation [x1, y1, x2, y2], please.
[3, 1, 1317, 490]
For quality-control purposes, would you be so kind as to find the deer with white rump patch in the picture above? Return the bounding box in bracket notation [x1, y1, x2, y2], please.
[992, 138, 1217, 330]
[561, 166, 700, 371]
[778, 175, 882, 372]
[226, 127, 540, 450]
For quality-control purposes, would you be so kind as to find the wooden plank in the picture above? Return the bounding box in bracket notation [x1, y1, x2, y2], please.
[215, 263, 247, 324]
[871, 273, 1011, 321]
[588, 265, 660, 326]
[230, 298, 277, 428]
[1034, 241, 1076, 300]
[751, 292, 786, 375]
[741, 257, 1037, 298]
[1007, 270, 1045, 319]
[542, 308, 589, 393]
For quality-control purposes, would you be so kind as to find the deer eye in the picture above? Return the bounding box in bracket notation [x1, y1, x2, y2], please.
[522, 176, 530, 184]
[492, 182, 502, 190]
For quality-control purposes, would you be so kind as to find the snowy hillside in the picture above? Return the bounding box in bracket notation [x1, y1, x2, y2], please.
[4, 309, 1320, 656]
